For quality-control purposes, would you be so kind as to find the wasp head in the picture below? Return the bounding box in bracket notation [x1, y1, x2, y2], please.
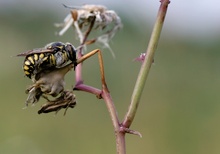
[65, 43, 77, 67]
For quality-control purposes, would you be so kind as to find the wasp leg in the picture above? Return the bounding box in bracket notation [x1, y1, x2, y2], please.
[38, 91, 76, 115]
[41, 94, 51, 102]
[25, 81, 44, 106]
[76, 49, 109, 92]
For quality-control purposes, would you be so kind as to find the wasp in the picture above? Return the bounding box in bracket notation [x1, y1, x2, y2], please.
[17, 42, 77, 79]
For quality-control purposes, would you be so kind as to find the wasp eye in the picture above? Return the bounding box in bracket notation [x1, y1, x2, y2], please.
[65, 43, 77, 62]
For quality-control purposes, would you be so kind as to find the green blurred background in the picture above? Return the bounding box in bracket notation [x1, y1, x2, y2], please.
[1, 0, 220, 154]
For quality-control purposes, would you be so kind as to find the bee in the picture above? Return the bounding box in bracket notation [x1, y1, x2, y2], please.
[17, 42, 77, 79]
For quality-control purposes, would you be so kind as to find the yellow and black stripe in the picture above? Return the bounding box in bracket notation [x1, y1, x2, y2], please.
[21, 42, 77, 79]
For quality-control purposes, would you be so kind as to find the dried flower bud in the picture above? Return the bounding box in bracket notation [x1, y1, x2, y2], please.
[134, 53, 146, 63]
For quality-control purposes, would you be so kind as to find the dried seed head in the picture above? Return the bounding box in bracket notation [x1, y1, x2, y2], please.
[55, 4, 122, 56]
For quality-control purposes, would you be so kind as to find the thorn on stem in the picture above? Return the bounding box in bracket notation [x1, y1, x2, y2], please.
[96, 94, 102, 99]
[119, 125, 142, 138]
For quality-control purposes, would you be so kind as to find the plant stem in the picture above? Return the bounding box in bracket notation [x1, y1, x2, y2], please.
[122, 0, 170, 128]
[101, 88, 126, 154]
[75, 17, 95, 85]
[75, 48, 125, 153]
[72, 1, 170, 153]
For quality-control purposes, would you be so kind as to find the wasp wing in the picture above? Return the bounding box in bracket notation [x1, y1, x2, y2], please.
[17, 48, 55, 57]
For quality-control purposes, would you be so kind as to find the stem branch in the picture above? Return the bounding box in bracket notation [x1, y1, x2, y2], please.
[122, 0, 170, 128]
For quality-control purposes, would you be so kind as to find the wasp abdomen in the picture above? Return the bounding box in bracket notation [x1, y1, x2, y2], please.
[23, 53, 51, 78]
